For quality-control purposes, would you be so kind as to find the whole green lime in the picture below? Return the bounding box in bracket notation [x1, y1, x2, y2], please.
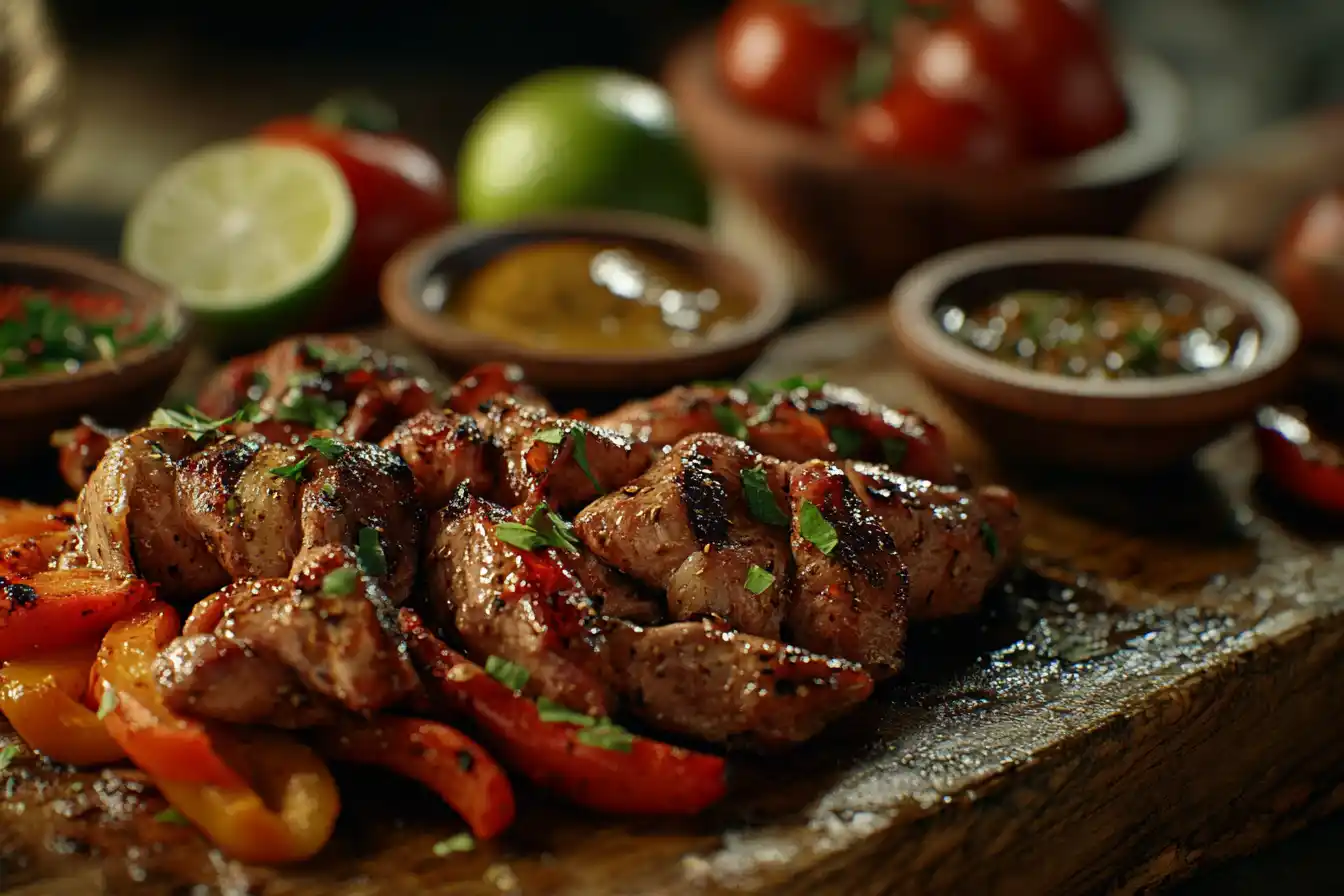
[458, 69, 709, 226]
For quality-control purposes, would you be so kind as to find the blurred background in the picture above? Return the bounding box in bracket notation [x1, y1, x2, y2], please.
[1, 0, 1342, 891]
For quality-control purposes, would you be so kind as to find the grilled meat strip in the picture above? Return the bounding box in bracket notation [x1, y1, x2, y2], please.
[81, 431, 422, 604]
[595, 382, 957, 484]
[154, 546, 419, 726]
[424, 489, 874, 747]
[380, 410, 496, 509]
[845, 462, 1022, 620]
[572, 433, 792, 639]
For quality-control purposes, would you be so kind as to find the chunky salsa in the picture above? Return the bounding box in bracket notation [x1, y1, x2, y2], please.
[0, 286, 167, 379]
[939, 289, 1261, 380]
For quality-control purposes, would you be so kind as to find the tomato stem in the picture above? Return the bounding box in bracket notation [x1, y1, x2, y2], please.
[311, 90, 399, 134]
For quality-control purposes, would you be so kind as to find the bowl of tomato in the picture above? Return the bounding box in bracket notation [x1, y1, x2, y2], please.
[665, 0, 1188, 301]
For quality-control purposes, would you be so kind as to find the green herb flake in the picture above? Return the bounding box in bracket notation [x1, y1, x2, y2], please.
[830, 427, 865, 459]
[527, 506, 580, 553]
[248, 371, 271, 399]
[321, 566, 359, 597]
[744, 564, 775, 595]
[432, 833, 476, 857]
[798, 501, 839, 555]
[710, 404, 749, 440]
[321, 481, 337, 499]
[531, 427, 566, 446]
[0, 744, 20, 771]
[303, 435, 347, 462]
[69, 782, 84, 793]
[276, 392, 347, 431]
[575, 721, 635, 753]
[96, 685, 118, 721]
[149, 404, 258, 439]
[225, 496, 239, 516]
[981, 521, 999, 560]
[356, 526, 388, 577]
[269, 454, 313, 481]
[773, 374, 825, 393]
[536, 696, 597, 728]
[742, 465, 789, 528]
[881, 438, 908, 470]
[568, 425, 604, 494]
[154, 807, 191, 826]
[742, 381, 777, 405]
[485, 656, 530, 692]
[494, 522, 545, 552]
[305, 342, 367, 375]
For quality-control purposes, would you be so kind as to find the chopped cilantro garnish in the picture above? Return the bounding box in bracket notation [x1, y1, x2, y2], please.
[532, 427, 566, 445]
[533, 425, 602, 493]
[356, 526, 388, 576]
[575, 721, 635, 752]
[154, 807, 190, 826]
[96, 685, 118, 721]
[321, 481, 337, 499]
[774, 374, 825, 392]
[269, 454, 313, 481]
[225, 496, 238, 516]
[744, 564, 775, 594]
[710, 404, 749, 440]
[305, 342, 367, 375]
[742, 465, 788, 527]
[304, 435, 347, 461]
[798, 501, 838, 555]
[276, 392, 347, 431]
[485, 656, 529, 692]
[432, 833, 476, 857]
[830, 427, 865, 459]
[981, 522, 999, 560]
[0, 744, 19, 770]
[536, 697, 596, 727]
[881, 438, 908, 470]
[743, 381, 777, 405]
[149, 404, 258, 438]
[495, 507, 580, 554]
[321, 566, 358, 597]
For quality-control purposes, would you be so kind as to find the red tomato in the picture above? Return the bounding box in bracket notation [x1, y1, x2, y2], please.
[1272, 188, 1344, 344]
[847, 22, 1024, 166]
[716, 0, 861, 129]
[1256, 404, 1344, 516]
[257, 94, 454, 324]
[959, 0, 1127, 157]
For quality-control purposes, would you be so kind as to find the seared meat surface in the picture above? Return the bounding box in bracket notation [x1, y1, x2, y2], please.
[380, 410, 496, 509]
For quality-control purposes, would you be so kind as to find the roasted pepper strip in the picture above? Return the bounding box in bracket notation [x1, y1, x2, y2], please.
[0, 500, 75, 540]
[0, 569, 155, 661]
[92, 603, 248, 789]
[0, 530, 75, 578]
[156, 727, 340, 865]
[0, 646, 126, 765]
[400, 611, 728, 815]
[316, 716, 514, 839]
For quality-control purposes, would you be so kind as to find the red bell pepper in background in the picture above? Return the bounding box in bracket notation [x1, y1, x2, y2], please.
[0, 570, 154, 661]
[0, 646, 126, 766]
[91, 603, 249, 790]
[315, 715, 515, 839]
[400, 611, 728, 816]
[256, 92, 454, 325]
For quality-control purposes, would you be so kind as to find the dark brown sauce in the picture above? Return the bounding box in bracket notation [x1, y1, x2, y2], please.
[940, 290, 1261, 379]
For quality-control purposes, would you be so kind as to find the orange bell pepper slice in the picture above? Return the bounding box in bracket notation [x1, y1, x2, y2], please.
[156, 727, 340, 864]
[316, 716, 515, 839]
[0, 530, 75, 578]
[0, 569, 155, 661]
[92, 603, 247, 790]
[0, 500, 75, 540]
[0, 645, 126, 766]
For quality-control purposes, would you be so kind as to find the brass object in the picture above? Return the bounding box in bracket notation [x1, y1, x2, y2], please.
[0, 0, 69, 211]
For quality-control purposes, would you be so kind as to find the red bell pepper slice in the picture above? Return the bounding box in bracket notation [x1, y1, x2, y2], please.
[400, 610, 728, 816]
[0, 569, 154, 661]
[1256, 404, 1344, 514]
[315, 715, 515, 839]
[91, 602, 248, 790]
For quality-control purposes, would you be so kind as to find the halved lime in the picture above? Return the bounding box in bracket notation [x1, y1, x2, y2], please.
[123, 139, 355, 349]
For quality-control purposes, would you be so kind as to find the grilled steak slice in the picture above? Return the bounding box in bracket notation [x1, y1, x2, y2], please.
[424, 488, 617, 716]
[380, 410, 496, 509]
[476, 400, 656, 512]
[79, 428, 230, 602]
[595, 382, 957, 484]
[573, 433, 791, 639]
[605, 618, 873, 749]
[563, 548, 664, 625]
[339, 376, 439, 444]
[155, 550, 418, 725]
[846, 462, 1023, 620]
[788, 460, 909, 675]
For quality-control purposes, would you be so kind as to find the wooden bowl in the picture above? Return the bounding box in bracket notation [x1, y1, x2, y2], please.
[380, 211, 791, 395]
[665, 28, 1188, 301]
[890, 237, 1301, 472]
[0, 244, 193, 465]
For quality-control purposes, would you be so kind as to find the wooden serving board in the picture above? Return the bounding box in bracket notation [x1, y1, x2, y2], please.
[3, 305, 1343, 896]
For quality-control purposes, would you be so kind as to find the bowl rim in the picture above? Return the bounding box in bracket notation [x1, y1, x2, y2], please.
[380, 209, 793, 369]
[890, 235, 1300, 402]
[664, 27, 1189, 191]
[0, 241, 192, 396]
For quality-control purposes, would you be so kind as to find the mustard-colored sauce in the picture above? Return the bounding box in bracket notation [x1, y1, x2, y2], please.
[450, 240, 754, 353]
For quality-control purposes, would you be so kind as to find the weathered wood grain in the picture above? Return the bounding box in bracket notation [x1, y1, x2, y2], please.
[2, 306, 1341, 896]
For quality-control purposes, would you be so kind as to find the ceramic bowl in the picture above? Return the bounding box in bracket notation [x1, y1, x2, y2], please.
[380, 211, 791, 395]
[890, 237, 1301, 472]
[0, 243, 193, 465]
[665, 29, 1187, 301]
